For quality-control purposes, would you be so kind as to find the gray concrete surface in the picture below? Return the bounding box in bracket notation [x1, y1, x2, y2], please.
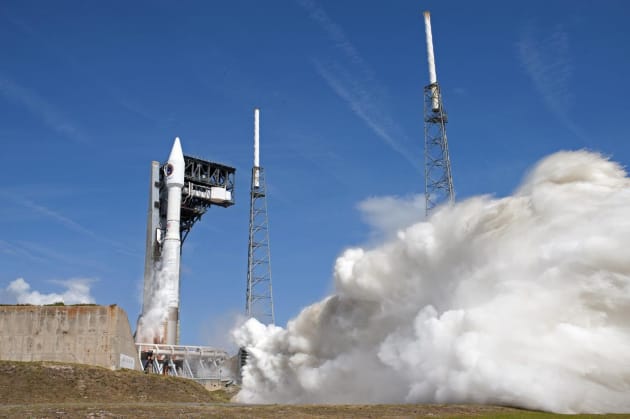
[0, 305, 141, 370]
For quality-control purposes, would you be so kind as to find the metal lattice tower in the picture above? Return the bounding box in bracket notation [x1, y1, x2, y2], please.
[423, 11, 454, 215]
[424, 82, 454, 214]
[246, 108, 275, 324]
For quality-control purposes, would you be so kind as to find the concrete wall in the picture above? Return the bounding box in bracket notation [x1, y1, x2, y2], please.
[0, 305, 141, 371]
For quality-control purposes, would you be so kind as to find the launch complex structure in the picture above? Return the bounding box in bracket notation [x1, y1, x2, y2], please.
[134, 137, 237, 382]
[130, 9, 451, 385]
[423, 11, 455, 213]
[134, 109, 275, 383]
[0, 9, 455, 386]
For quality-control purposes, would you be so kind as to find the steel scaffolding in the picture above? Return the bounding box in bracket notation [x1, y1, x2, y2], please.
[423, 82, 454, 214]
[246, 166, 275, 324]
[138, 153, 235, 345]
[136, 343, 233, 386]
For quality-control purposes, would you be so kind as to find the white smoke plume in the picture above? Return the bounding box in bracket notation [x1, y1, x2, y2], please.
[2, 277, 95, 305]
[135, 267, 176, 343]
[358, 194, 425, 240]
[233, 151, 630, 413]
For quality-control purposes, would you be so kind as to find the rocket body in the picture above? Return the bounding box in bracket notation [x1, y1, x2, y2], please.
[162, 137, 185, 345]
[161, 138, 185, 345]
[135, 137, 185, 345]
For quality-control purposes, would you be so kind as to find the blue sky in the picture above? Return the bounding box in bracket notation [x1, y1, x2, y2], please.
[1, 0, 629, 346]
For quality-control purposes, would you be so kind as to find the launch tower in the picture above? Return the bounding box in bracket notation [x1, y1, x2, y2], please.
[246, 108, 275, 325]
[138, 139, 236, 345]
[423, 11, 455, 214]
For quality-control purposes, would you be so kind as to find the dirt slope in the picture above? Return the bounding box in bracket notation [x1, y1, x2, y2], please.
[2, 361, 627, 418]
[0, 360, 229, 404]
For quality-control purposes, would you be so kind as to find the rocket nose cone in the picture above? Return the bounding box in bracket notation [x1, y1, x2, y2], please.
[165, 136, 185, 186]
[168, 137, 184, 163]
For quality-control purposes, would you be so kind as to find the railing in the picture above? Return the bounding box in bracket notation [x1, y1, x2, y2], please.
[136, 343, 233, 384]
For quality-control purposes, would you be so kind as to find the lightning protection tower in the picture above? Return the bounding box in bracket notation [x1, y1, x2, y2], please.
[246, 108, 275, 325]
[423, 11, 455, 215]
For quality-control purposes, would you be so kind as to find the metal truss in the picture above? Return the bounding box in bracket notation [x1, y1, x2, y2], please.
[158, 155, 236, 244]
[424, 82, 455, 214]
[140, 155, 236, 346]
[246, 167, 275, 325]
[137, 343, 233, 385]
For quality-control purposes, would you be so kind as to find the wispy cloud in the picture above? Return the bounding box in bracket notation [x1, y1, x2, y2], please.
[2, 9, 158, 128]
[0, 239, 46, 263]
[106, 85, 163, 124]
[285, 132, 355, 189]
[18, 197, 100, 238]
[314, 61, 421, 171]
[298, 0, 371, 76]
[3, 240, 108, 271]
[518, 24, 588, 142]
[0, 192, 137, 257]
[0, 74, 87, 144]
[298, 0, 421, 171]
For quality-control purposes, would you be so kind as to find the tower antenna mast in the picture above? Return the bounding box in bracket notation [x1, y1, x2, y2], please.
[423, 11, 455, 214]
[246, 108, 275, 324]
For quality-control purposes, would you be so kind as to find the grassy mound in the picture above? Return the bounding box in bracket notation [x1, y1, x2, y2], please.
[0, 360, 229, 404]
[2, 361, 628, 418]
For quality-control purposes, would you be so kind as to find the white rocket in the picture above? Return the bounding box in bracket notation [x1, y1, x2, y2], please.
[161, 137, 185, 345]
[135, 137, 184, 345]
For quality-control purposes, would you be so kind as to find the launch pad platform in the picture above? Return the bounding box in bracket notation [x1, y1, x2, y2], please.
[136, 343, 236, 387]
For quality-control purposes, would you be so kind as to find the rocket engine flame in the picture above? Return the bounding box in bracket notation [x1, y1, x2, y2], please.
[233, 150, 630, 413]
